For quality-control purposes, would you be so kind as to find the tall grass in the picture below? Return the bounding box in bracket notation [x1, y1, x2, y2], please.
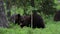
[0, 14, 60, 34]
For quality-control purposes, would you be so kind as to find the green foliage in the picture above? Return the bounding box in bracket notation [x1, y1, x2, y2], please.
[11, 6, 24, 15]
[2, 0, 60, 34]
[0, 14, 60, 34]
[40, 0, 57, 15]
[4, 0, 59, 15]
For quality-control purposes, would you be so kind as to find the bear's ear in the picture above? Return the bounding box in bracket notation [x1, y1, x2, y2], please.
[17, 14, 21, 17]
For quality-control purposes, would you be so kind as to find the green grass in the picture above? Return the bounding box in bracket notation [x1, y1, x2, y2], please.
[2, 0, 60, 34]
[0, 16, 60, 34]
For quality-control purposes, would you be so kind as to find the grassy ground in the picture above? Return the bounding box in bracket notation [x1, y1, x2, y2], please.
[1, 0, 60, 34]
[0, 15, 60, 34]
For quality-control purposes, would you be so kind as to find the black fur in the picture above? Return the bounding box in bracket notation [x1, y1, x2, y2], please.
[54, 10, 60, 21]
[32, 10, 45, 28]
[9, 14, 22, 25]
[20, 10, 45, 28]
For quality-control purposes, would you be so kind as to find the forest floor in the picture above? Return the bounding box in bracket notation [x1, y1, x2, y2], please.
[0, 16, 60, 34]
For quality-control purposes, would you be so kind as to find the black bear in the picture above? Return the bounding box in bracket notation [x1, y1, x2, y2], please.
[20, 10, 45, 28]
[9, 14, 22, 25]
[54, 10, 60, 21]
[31, 10, 45, 28]
[20, 15, 31, 28]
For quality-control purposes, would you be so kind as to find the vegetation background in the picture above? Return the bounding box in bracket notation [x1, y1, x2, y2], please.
[0, 0, 60, 34]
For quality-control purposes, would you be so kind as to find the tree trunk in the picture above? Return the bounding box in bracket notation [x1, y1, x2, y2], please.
[6, 0, 11, 17]
[0, 0, 9, 28]
[30, 0, 35, 7]
[23, 2, 27, 15]
[30, 0, 35, 28]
